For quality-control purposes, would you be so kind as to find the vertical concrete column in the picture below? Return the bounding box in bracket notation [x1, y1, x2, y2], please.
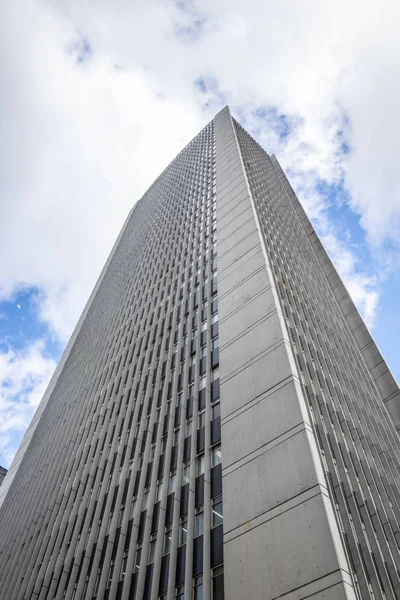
[215, 106, 356, 600]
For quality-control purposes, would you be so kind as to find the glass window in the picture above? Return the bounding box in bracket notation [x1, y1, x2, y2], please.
[164, 525, 172, 555]
[183, 463, 190, 484]
[106, 561, 114, 588]
[120, 551, 128, 580]
[179, 517, 188, 546]
[134, 547, 141, 572]
[212, 495, 223, 527]
[196, 454, 205, 476]
[198, 411, 206, 428]
[169, 473, 176, 494]
[156, 481, 163, 502]
[211, 446, 222, 468]
[212, 566, 224, 600]
[150, 444, 155, 461]
[195, 508, 204, 537]
[176, 585, 185, 599]
[185, 420, 192, 437]
[212, 402, 220, 420]
[148, 538, 157, 563]
[199, 376, 206, 390]
[194, 575, 203, 600]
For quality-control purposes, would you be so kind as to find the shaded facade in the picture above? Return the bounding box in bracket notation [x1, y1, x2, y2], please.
[0, 467, 7, 488]
[0, 106, 399, 600]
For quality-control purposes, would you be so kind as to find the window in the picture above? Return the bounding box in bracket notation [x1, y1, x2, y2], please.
[196, 454, 205, 476]
[148, 537, 157, 563]
[194, 575, 203, 600]
[199, 376, 206, 390]
[164, 525, 172, 555]
[185, 420, 192, 437]
[179, 517, 188, 546]
[212, 337, 219, 351]
[93, 568, 101, 596]
[169, 472, 176, 494]
[195, 507, 204, 537]
[198, 411, 206, 429]
[212, 368, 219, 381]
[211, 446, 221, 468]
[212, 402, 220, 420]
[212, 566, 224, 600]
[183, 463, 190, 484]
[212, 495, 223, 527]
[150, 444, 156, 461]
[176, 585, 185, 599]
[142, 491, 149, 511]
[120, 550, 128, 580]
[174, 429, 180, 445]
[156, 481, 163, 502]
[134, 546, 142, 572]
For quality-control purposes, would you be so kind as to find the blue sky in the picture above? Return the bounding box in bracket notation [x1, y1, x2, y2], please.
[1, 0, 400, 469]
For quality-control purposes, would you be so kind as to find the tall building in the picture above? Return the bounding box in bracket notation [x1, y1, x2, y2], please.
[0, 106, 399, 600]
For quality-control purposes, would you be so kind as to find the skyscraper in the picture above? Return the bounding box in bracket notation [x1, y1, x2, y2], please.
[0, 105, 399, 600]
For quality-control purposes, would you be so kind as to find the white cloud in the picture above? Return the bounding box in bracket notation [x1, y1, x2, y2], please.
[0, 340, 57, 467]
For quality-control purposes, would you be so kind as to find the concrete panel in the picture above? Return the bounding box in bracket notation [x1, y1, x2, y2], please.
[218, 230, 260, 273]
[223, 493, 351, 600]
[219, 268, 273, 321]
[218, 205, 254, 237]
[384, 391, 400, 430]
[218, 193, 252, 222]
[220, 310, 285, 375]
[219, 211, 257, 247]
[220, 341, 294, 418]
[218, 246, 265, 287]
[220, 288, 276, 345]
[222, 428, 319, 532]
[221, 380, 306, 467]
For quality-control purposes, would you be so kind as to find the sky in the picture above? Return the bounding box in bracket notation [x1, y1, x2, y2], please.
[1, 0, 400, 469]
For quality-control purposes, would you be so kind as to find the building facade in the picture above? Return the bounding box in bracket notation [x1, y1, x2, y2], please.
[0, 467, 7, 488]
[0, 106, 399, 600]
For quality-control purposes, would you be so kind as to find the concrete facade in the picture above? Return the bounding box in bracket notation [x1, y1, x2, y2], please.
[0, 467, 7, 488]
[0, 106, 399, 600]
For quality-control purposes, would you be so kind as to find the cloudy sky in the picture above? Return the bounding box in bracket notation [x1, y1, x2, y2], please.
[1, 0, 399, 469]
